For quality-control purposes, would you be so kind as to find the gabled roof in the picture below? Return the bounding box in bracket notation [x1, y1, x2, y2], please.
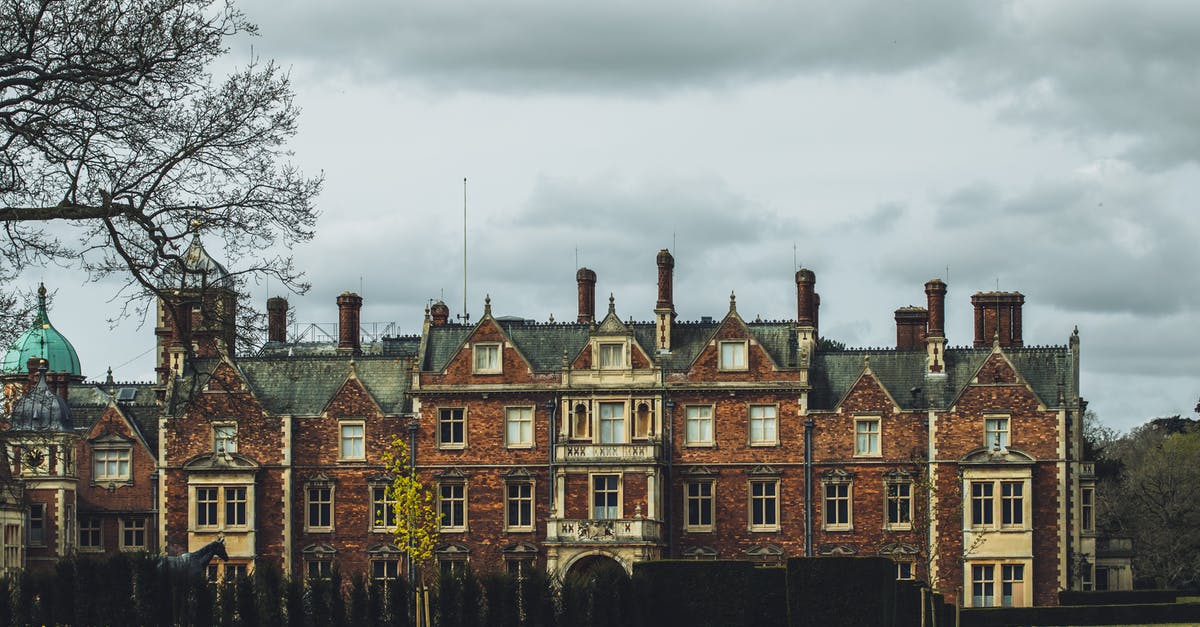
[238, 356, 411, 416]
[67, 382, 160, 452]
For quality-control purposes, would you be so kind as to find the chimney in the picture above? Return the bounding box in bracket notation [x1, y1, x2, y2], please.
[577, 267, 597, 324]
[654, 250, 676, 352]
[895, 307, 928, 350]
[266, 296, 288, 343]
[972, 291, 1025, 348]
[814, 293, 821, 339]
[924, 279, 948, 373]
[430, 300, 450, 327]
[795, 269, 815, 326]
[337, 291, 363, 355]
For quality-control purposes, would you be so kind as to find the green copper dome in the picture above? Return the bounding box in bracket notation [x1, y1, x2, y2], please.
[1, 284, 82, 376]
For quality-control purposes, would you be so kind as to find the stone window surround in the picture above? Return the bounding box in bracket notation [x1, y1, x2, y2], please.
[437, 407, 468, 449]
[504, 406, 535, 449]
[684, 479, 715, 533]
[684, 405, 715, 447]
[821, 469, 854, 532]
[718, 340, 749, 371]
[304, 479, 335, 533]
[748, 478, 780, 532]
[437, 480, 468, 533]
[472, 342, 502, 374]
[748, 404, 780, 447]
[853, 415, 882, 458]
[504, 480, 535, 532]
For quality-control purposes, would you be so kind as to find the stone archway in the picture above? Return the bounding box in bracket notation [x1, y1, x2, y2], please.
[565, 552, 628, 579]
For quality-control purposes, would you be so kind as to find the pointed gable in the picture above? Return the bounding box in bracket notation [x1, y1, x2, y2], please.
[951, 348, 1048, 411]
[85, 403, 153, 457]
[423, 304, 536, 384]
[685, 301, 792, 380]
[322, 363, 384, 418]
[835, 358, 901, 414]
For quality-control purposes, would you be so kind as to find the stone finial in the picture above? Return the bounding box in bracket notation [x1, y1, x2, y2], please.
[730, 291, 737, 312]
[608, 293, 616, 315]
[484, 294, 492, 317]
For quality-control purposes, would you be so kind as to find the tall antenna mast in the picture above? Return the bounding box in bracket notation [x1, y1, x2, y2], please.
[462, 177, 469, 323]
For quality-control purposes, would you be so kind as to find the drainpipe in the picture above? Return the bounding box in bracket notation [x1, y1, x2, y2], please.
[804, 417, 814, 556]
[545, 399, 558, 517]
[406, 419, 418, 581]
[664, 398, 675, 558]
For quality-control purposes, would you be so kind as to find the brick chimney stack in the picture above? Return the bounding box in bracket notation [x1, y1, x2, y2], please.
[577, 268, 597, 324]
[430, 300, 450, 327]
[895, 307, 928, 350]
[654, 250, 676, 352]
[266, 297, 288, 343]
[795, 269, 815, 327]
[924, 279, 948, 373]
[337, 291, 363, 355]
[972, 291, 1025, 348]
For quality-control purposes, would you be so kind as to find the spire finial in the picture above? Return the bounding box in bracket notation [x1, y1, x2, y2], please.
[484, 294, 492, 316]
[729, 291, 736, 312]
[608, 293, 616, 315]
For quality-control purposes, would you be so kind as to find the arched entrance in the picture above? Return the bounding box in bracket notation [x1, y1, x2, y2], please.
[565, 553, 628, 579]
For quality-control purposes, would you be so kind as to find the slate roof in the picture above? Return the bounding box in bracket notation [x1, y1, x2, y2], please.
[67, 382, 160, 452]
[809, 346, 1073, 411]
[222, 356, 412, 416]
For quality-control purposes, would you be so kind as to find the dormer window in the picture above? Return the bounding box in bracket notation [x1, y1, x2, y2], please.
[719, 341, 748, 371]
[985, 416, 1010, 450]
[473, 343, 501, 374]
[599, 343, 624, 369]
[213, 424, 237, 454]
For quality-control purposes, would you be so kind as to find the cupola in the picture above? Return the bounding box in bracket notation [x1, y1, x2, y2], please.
[1, 284, 82, 376]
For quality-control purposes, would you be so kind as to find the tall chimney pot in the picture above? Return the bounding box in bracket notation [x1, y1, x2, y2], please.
[337, 291, 363, 355]
[266, 296, 288, 343]
[577, 268, 597, 324]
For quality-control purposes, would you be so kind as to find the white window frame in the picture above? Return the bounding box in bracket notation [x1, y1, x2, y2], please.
[685, 405, 714, 446]
[372, 558, 401, 582]
[598, 402, 626, 444]
[93, 447, 132, 483]
[598, 342, 625, 369]
[472, 342, 502, 374]
[121, 517, 146, 551]
[854, 417, 881, 457]
[438, 407, 467, 449]
[213, 423, 237, 454]
[307, 558, 334, 580]
[27, 503, 45, 546]
[719, 340, 748, 371]
[438, 482, 467, 532]
[896, 561, 915, 580]
[684, 480, 715, 532]
[591, 473, 621, 520]
[1081, 486, 1094, 533]
[967, 477, 1031, 531]
[339, 421, 365, 461]
[371, 484, 398, 532]
[985, 415, 1010, 450]
[305, 483, 334, 533]
[190, 483, 254, 532]
[822, 480, 853, 531]
[749, 479, 780, 532]
[748, 404, 779, 446]
[885, 481, 912, 531]
[505, 481, 534, 532]
[968, 561, 1030, 608]
[505, 406, 534, 449]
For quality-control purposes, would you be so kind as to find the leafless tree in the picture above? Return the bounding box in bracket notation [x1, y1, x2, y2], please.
[0, 0, 321, 341]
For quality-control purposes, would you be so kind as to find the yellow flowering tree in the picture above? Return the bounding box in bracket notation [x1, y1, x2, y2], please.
[380, 435, 439, 579]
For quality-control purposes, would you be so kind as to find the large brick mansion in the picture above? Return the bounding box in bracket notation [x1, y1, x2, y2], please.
[0, 237, 1124, 607]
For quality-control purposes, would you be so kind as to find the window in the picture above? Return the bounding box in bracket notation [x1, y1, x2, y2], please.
[685, 481, 714, 532]
[307, 486, 333, 531]
[196, 487, 219, 528]
[506, 558, 534, 579]
[1081, 566, 1094, 591]
[440, 558, 468, 577]
[749, 480, 779, 531]
[372, 559, 400, 581]
[438, 408, 466, 448]
[473, 343, 501, 373]
[1001, 564, 1025, 607]
[307, 559, 333, 580]
[854, 418, 881, 457]
[592, 475, 620, 519]
[824, 482, 852, 530]
[1001, 482, 1023, 527]
[1095, 566, 1110, 591]
[598, 402, 625, 444]
[970, 479, 1028, 529]
[213, 424, 237, 454]
[225, 487, 247, 527]
[897, 561, 914, 580]
[749, 405, 778, 446]
[599, 343, 624, 369]
[685, 406, 714, 446]
[371, 485, 397, 531]
[970, 482, 994, 527]
[985, 416, 1009, 450]
[225, 563, 248, 581]
[79, 517, 102, 550]
[972, 564, 996, 607]
[121, 517, 146, 550]
[506, 483, 533, 531]
[93, 448, 131, 482]
[885, 482, 912, 530]
[4, 525, 21, 570]
[339, 422, 365, 460]
[1081, 486, 1094, 532]
[439, 483, 466, 531]
[719, 341, 748, 371]
[505, 407, 533, 448]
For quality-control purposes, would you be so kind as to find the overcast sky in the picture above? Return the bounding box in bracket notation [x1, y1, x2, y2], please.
[24, 0, 1200, 432]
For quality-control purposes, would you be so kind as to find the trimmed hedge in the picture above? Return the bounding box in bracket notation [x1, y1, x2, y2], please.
[962, 602, 1200, 626]
[787, 557, 897, 627]
[749, 566, 788, 627]
[633, 560, 753, 627]
[1059, 589, 1180, 605]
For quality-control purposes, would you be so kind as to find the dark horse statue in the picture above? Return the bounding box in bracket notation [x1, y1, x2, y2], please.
[160, 537, 229, 576]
